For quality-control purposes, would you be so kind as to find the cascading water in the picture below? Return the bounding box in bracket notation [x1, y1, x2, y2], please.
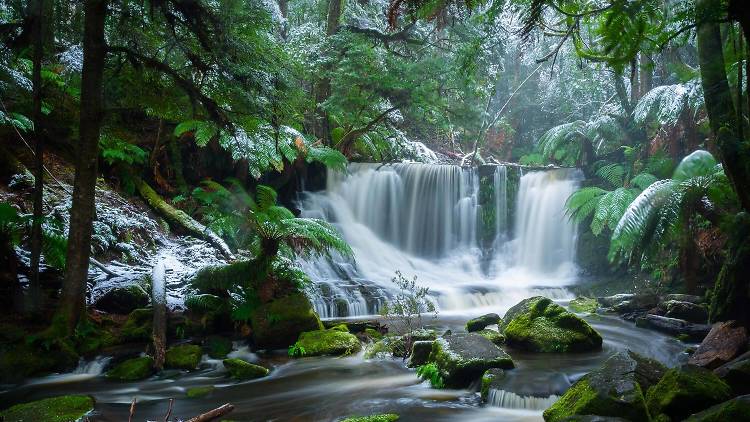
[299, 163, 582, 318]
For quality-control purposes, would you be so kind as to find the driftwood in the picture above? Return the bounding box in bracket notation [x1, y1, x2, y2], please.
[128, 397, 136, 422]
[163, 398, 174, 422]
[152, 260, 167, 370]
[186, 403, 235, 422]
[135, 178, 235, 260]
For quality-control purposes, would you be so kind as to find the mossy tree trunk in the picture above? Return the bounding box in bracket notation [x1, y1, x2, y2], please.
[55, 0, 107, 335]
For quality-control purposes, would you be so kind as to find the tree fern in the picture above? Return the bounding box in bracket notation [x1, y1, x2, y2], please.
[538, 120, 586, 162]
[633, 80, 704, 127]
[566, 187, 607, 224]
[595, 163, 626, 188]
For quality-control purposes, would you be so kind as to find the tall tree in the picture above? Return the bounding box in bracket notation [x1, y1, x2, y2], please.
[54, 0, 107, 334]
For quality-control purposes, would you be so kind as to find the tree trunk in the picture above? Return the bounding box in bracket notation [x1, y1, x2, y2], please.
[696, 0, 750, 211]
[28, 0, 46, 313]
[312, 0, 345, 143]
[151, 260, 167, 370]
[54, 0, 107, 334]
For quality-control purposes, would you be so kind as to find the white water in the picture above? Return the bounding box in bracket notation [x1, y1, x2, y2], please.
[299, 163, 582, 318]
[487, 389, 560, 411]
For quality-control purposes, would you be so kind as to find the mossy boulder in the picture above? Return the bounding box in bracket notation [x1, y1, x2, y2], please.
[715, 351, 750, 395]
[407, 340, 434, 368]
[121, 308, 153, 342]
[429, 333, 514, 388]
[364, 328, 383, 340]
[204, 336, 233, 359]
[365, 336, 406, 359]
[501, 297, 602, 353]
[557, 417, 630, 422]
[684, 395, 750, 422]
[93, 284, 150, 314]
[466, 313, 501, 332]
[341, 414, 399, 422]
[0, 395, 94, 422]
[330, 324, 349, 332]
[250, 293, 323, 350]
[165, 344, 203, 370]
[476, 329, 505, 346]
[481, 368, 505, 401]
[292, 329, 361, 357]
[223, 358, 269, 379]
[105, 356, 154, 381]
[543, 351, 665, 422]
[645, 365, 732, 421]
[569, 297, 599, 314]
[661, 300, 708, 323]
[186, 386, 215, 398]
[0, 342, 78, 383]
[407, 328, 437, 342]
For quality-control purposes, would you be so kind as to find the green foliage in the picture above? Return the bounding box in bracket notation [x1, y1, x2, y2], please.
[380, 271, 437, 336]
[417, 363, 444, 388]
[633, 80, 704, 127]
[99, 133, 148, 167]
[288, 343, 306, 357]
[0, 111, 33, 132]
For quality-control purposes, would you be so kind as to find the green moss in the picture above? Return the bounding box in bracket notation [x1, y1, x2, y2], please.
[250, 293, 323, 350]
[430, 333, 514, 388]
[503, 297, 602, 353]
[0, 342, 78, 383]
[291, 329, 361, 357]
[543, 376, 647, 422]
[364, 336, 405, 359]
[121, 308, 153, 342]
[330, 324, 349, 332]
[341, 414, 399, 422]
[222, 358, 269, 380]
[481, 368, 505, 401]
[568, 297, 598, 314]
[0, 395, 94, 422]
[417, 362, 444, 388]
[105, 356, 154, 381]
[364, 328, 383, 340]
[684, 396, 750, 421]
[646, 366, 732, 421]
[466, 313, 501, 332]
[165, 344, 203, 370]
[204, 336, 233, 359]
[186, 386, 216, 398]
[475, 329, 505, 345]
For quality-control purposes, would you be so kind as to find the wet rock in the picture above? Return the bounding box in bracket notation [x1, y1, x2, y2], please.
[714, 351, 750, 395]
[597, 294, 635, 308]
[291, 328, 361, 357]
[407, 340, 434, 368]
[663, 294, 705, 304]
[645, 365, 731, 421]
[222, 358, 269, 380]
[543, 351, 664, 422]
[407, 328, 437, 342]
[684, 394, 750, 422]
[0, 395, 94, 422]
[466, 313, 501, 332]
[481, 368, 505, 401]
[363, 328, 384, 341]
[250, 293, 323, 350]
[501, 297, 602, 353]
[165, 344, 203, 370]
[105, 356, 155, 381]
[93, 284, 149, 314]
[322, 319, 383, 334]
[475, 329, 505, 345]
[603, 293, 659, 314]
[341, 414, 399, 422]
[204, 335, 233, 359]
[688, 321, 748, 369]
[660, 300, 709, 323]
[429, 332, 514, 388]
[634, 315, 711, 342]
[558, 417, 630, 422]
[568, 297, 598, 314]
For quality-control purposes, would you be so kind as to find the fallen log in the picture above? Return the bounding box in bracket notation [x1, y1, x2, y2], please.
[135, 178, 234, 260]
[186, 403, 235, 422]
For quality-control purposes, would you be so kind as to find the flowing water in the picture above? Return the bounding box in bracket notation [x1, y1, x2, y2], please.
[0, 163, 689, 421]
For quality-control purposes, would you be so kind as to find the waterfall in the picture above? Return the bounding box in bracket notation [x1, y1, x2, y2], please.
[486, 389, 560, 410]
[299, 163, 581, 318]
[513, 170, 581, 276]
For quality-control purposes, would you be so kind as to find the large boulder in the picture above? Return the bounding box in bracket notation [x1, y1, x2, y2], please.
[291, 328, 361, 357]
[663, 294, 704, 304]
[645, 365, 732, 421]
[120, 308, 153, 342]
[250, 293, 323, 350]
[93, 284, 149, 314]
[105, 356, 154, 381]
[543, 351, 666, 422]
[476, 329, 505, 346]
[635, 315, 711, 342]
[598, 294, 658, 313]
[684, 395, 750, 422]
[466, 313, 501, 332]
[0, 395, 94, 422]
[407, 340, 434, 368]
[501, 297, 602, 353]
[658, 300, 708, 323]
[688, 321, 748, 369]
[204, 335, 233, 359]
[165, 344, 203, 370]
[222, 358, 269, 380]
[714, 351, 750, 395]
[429, 333, 514, 388]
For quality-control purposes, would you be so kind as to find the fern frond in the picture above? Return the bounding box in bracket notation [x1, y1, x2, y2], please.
[281, 218, 353, 259]
[672, 149, 718, 181]
[255, 185, 278, 211]
[566, 187, 607, 224]
[630, 173, 658, 190]
[591, 187, 639, 235]
[595, 163, 626, 188]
